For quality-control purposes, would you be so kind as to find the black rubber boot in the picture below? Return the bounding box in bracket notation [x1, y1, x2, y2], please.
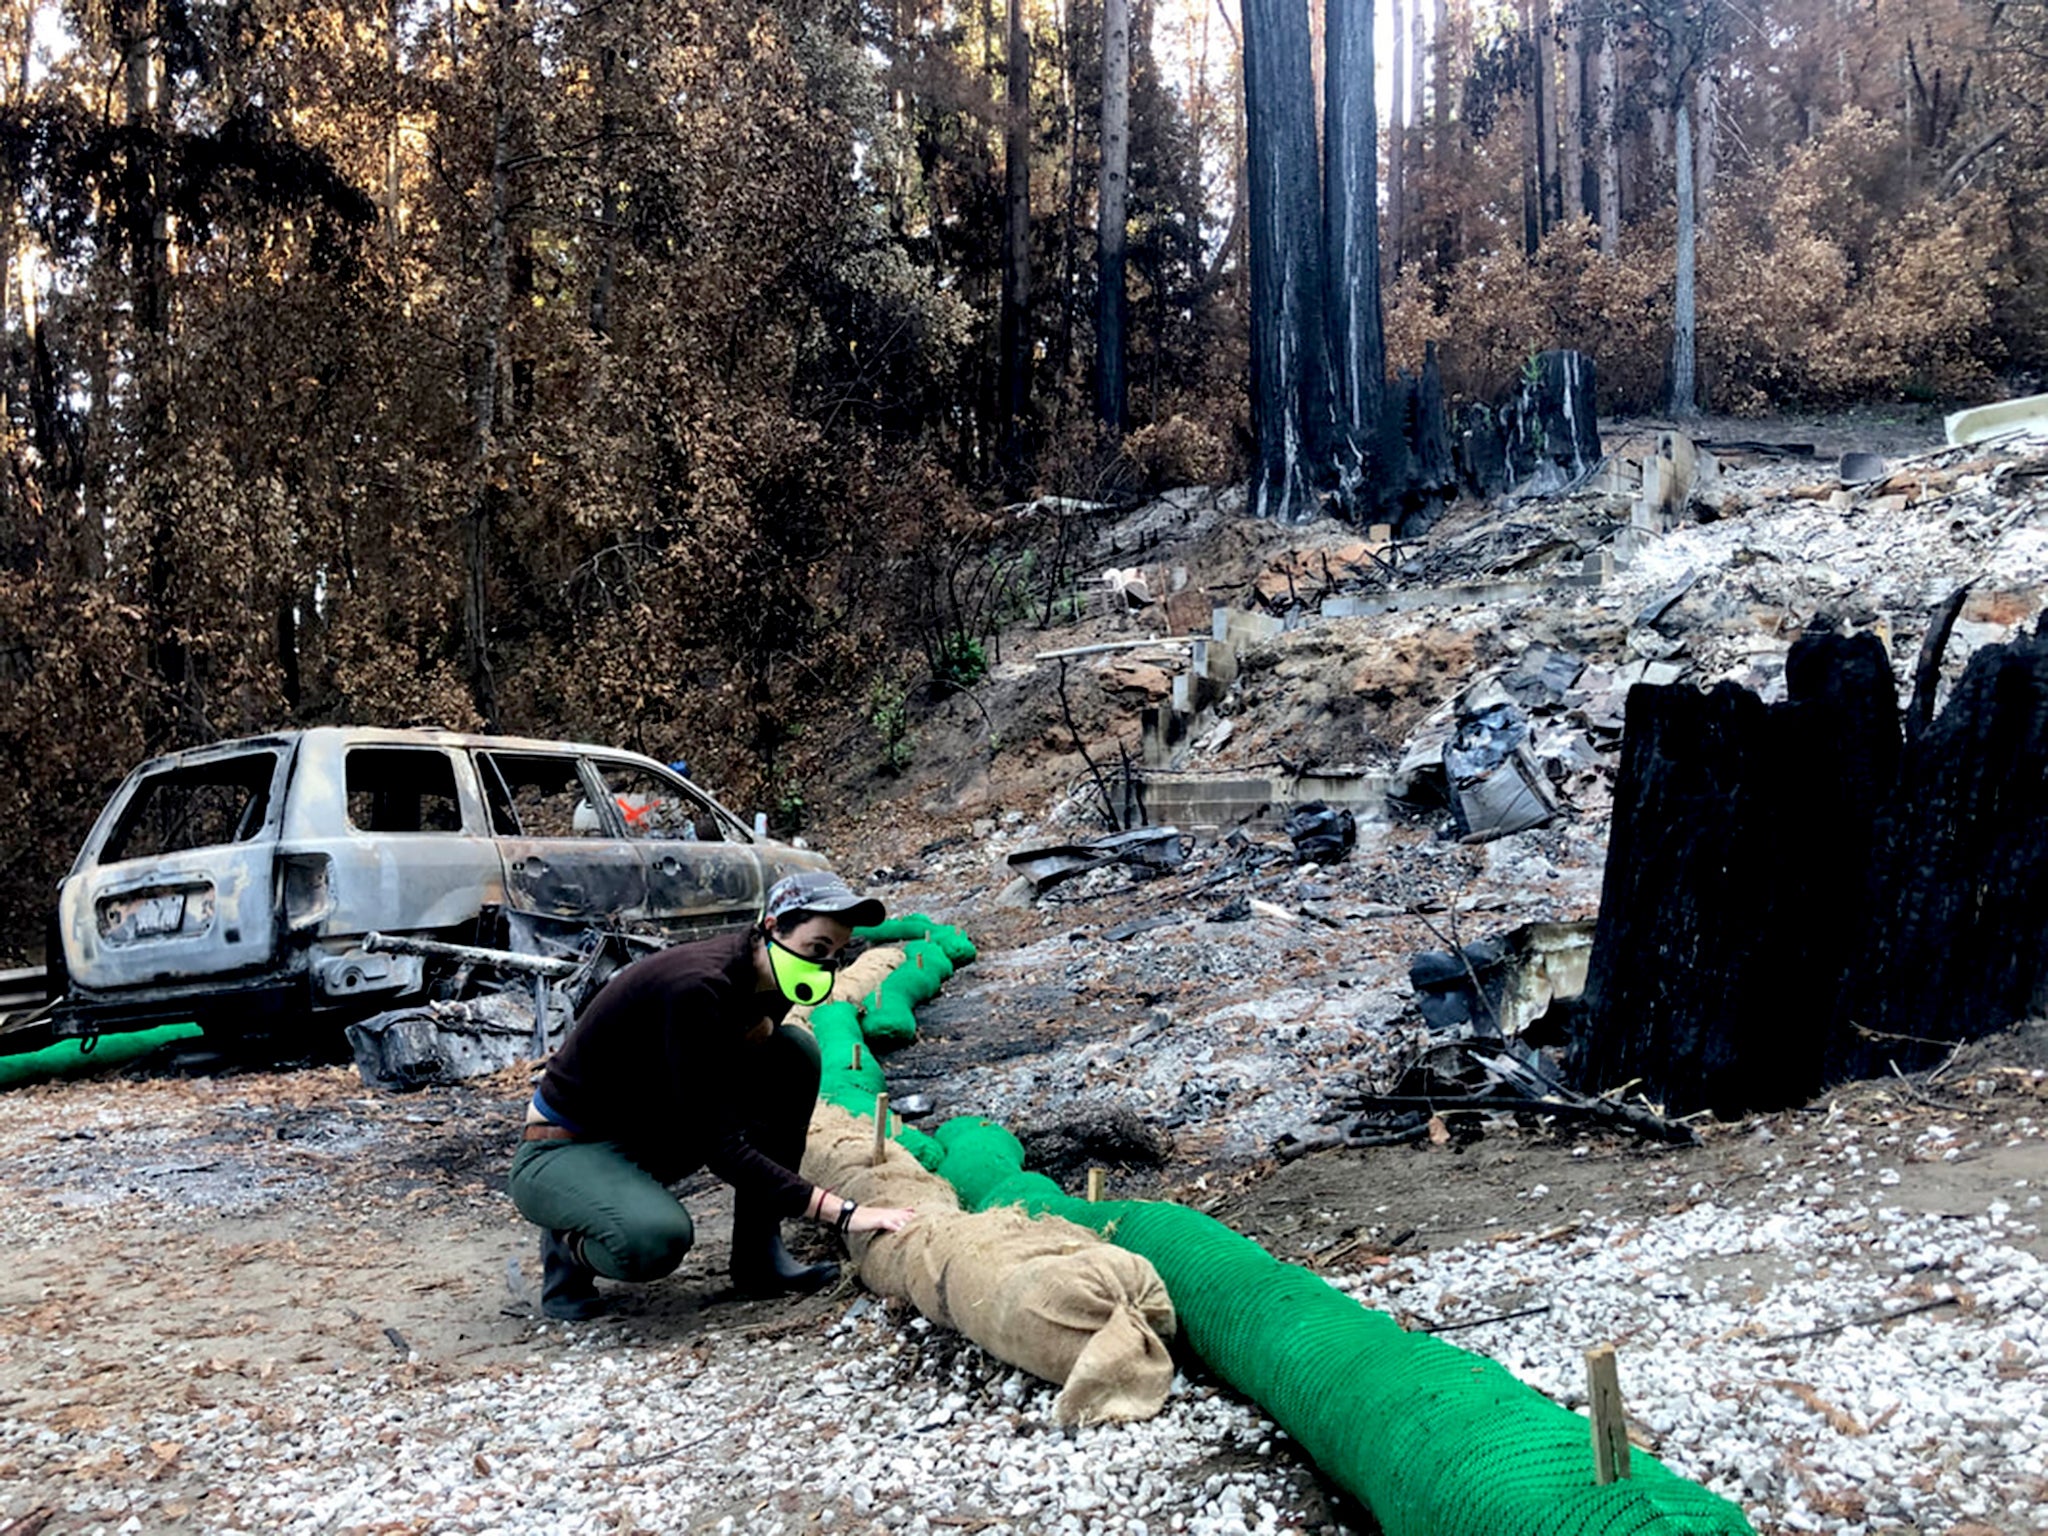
[730, 1216, 839, 1298]
[540, 1229, 608, 1321]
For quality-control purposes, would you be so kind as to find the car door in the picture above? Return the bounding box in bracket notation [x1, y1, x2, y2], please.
[476, 750, 646, 928]
[585, 758, 765, 940]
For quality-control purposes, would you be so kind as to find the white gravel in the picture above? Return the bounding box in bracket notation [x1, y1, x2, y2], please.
[14, 1098, 2045, 1534]
[3, 1298, 1329, 1536]
[1339, 1118, 2048, 1535]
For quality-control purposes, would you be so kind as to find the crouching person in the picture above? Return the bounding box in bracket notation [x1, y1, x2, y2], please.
[509, 872, 917, 1320]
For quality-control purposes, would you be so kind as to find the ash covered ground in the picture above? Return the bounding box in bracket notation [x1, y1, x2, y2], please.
[6, 412, 2048, 1536]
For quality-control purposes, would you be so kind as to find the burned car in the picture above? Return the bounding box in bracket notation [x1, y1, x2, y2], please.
[48, 727, 834, 1055]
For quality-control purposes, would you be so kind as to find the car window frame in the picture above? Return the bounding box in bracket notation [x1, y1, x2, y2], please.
[95, 747, 289, 868]
[584, 757, 751, 845]
[475, 750, 620, 841]
[341, 744, 472, 836]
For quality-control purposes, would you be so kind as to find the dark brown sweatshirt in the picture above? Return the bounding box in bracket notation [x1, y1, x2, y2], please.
[533, 929, 812, 1215]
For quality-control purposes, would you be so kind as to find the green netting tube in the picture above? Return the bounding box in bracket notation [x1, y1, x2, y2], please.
[855, 915, 978, 967]
[0, 1022, 203, 1091]
[928, 1115, 1755, 1536]
[811, 999, 944, 1170]
[857, 939, 954, 1048]
[821, 935, 1754, 1536]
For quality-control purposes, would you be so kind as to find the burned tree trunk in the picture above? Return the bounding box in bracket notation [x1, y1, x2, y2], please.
[1669, 97, 1698, 416]
[1573, 625, 2048, 1118]
[1571, 682, 1785, 1119]
[1094, 0, 1131, 431]
[1387, 0, 1406, 268]
[1571, 634, 1899, 1118]
[1596, 15, 1619, 257]
[1242, 0, 1333, 522]
[1323, 0, 1385, 510]
[1840, 629, 2048, 1078]
[1500, 349, 1600, 489]
[1561, 2, 1586, 222]
[1000, 0, 1032, 479]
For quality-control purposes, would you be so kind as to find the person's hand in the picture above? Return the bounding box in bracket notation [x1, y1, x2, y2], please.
[846, 1204, 916, 1236]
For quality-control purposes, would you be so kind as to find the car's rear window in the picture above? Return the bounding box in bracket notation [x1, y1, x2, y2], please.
[346, 748, 466, 833]
[101, 752, 280, 864]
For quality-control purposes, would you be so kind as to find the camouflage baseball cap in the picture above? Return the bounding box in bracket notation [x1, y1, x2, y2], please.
[764, 870, 885, 930]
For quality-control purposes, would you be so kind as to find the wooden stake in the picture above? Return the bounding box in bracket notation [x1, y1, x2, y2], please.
[852, 1043, 862, 1072]
[1586, 1344, 1631, 1483]
[872, 1093, 889, 1165]
[1086, 1167, 1106, 1203]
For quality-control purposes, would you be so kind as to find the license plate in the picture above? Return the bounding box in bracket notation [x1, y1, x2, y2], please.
[130, 894, 187, 936]
[100, 890, 193, 943]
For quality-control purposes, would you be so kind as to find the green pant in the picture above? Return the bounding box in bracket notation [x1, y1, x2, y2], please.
[508, 1139, 696, 1282]
[507, 1022, 822, 1282]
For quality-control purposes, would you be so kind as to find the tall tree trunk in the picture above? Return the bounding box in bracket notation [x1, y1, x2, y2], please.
[1205, 15, 1248, 301]
[1597, 14, 1620, 257]
[1242, 0, 1332, 522]
[1431, 0, 1448, 137]
[1694, 64, 1718, 237]
[1408, 0, 1425, 234]
[386, 0, 404, 278]
[1648, 38, 1672, 176]
[1095, 0, 1130, 430]
[1186, 0, 1213, 296]
[1517, 0, 1535, 252]
[1323, 0, 1383, 510]
[1533, 0, 1556, 227]
[1561, 0, 1585, 221]
[466, 4, 516, 729]
[122, 1, 195, 745]
[589, 41, 621, 338]
[1432, 0, 1450, 270]
[1055, 0, 1081, 399]
[1387, 0, 1406, 269]
[1669, 97, 1697, 416]
[1522, 0, 1550, 247]
[999, 0, 1032, 479]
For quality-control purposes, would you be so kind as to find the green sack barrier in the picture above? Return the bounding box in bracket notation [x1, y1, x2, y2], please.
[928, 1115, 1756, 1536]
[0, 1022, 203, 1091]
[855, 915, 978, 967]
[812, 998, 944, 1170]
[817, 924, 1757, 1536]
[856, 938, 954, 1048]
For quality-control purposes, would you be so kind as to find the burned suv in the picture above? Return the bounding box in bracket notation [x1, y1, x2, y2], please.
[49, 727, 833, 1042]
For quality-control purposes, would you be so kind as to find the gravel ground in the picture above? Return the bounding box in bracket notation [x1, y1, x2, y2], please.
[1340, 1114, 2048, 1534]
[6, 1042, 2045, 1536]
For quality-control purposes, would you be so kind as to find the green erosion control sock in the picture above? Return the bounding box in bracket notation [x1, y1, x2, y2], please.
[0, 1023, 204, 1092]
[928, 1115, 1756, 1536]
[854, 915, 978, 967]
[820, 922, 1756, 1536]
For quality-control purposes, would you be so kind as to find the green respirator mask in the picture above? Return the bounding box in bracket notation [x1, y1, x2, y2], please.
[766, 935, 836, 1006]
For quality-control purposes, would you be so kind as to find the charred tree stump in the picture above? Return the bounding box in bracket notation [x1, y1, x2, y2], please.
[1838, 629, 2048, 1078]
[1414, 343, 1455, 494]
[1499, 349, 1601, 491]
[1569, 632, 1900, 1118]
[1454, 403, 1508, 498]
[1570, 681, 1784, 1118]
[1376, 346, 1457, 537]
